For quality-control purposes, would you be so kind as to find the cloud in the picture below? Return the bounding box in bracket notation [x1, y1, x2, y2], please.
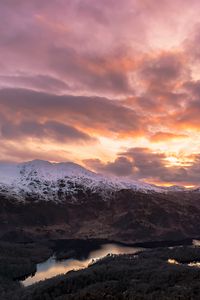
[0, 139, 71, 163]
[48, 46, 134, 95]
[0, 120, 95, 144]
[84, 156, 134, 176]
[0, 0, 142, 96]
[139, 52, 187, 88]
[1, 0, 200, 186]
[120, 147, 166, 178]
[84, 147, 200, 186]
[0, 74, 70, 93]
[149, 132, 188, 143]
[184, 24, 200, 62]
[84, 148, 166, 179]
[167, 99, 200, 131]
[0, 0, 196, 97]
[0, 88, 144, 136]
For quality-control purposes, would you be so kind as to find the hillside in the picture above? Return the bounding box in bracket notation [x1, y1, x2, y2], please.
[0, 161, 200, 243]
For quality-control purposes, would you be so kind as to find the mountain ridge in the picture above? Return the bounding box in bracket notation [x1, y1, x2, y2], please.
[0, 159, 171, 202]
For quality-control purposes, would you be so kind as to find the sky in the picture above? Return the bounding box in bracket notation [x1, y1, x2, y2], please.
[1, 0, 200, 186]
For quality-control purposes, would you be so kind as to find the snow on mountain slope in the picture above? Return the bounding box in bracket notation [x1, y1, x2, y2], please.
[0, 160, 169, 202]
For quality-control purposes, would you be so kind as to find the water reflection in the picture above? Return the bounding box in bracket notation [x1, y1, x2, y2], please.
[193, 240, 200, 246]
[168, 258, 200, 268]
[188, 262, 200, 267]
[168, 258, 179, 265]
[22, 243, 141, 286]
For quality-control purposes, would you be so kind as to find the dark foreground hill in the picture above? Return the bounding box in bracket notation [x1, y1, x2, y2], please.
[1, 189, 200, 243]
[3, 245, 200, 300]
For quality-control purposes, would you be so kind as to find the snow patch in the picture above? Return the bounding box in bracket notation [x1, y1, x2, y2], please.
[0, 160, 178, 202]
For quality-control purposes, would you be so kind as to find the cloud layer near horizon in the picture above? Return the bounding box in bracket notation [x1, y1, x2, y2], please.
[1, 0, 200, 185]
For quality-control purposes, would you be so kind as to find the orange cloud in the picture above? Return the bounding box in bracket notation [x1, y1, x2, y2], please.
[149, 132, 188, 143]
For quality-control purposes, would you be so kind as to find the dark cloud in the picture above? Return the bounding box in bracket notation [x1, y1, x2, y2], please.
[84, 148, 166, 179]
[0, 88, 144, 135]
[120, 147, 166, 179]
[0, 120, 95, 143]
[183, 80, 200, 99]
[84, 148, 200, 185]
[48, 46, 134, 95]
[84, 156, 134, 176]
[137, 52, 190, 110]
[139, 53, 186, 87]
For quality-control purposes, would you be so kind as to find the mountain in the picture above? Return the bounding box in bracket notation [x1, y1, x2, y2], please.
[0, 159, 165, 202]
[0, 160, 200, 244]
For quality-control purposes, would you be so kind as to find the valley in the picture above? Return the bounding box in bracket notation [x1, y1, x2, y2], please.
[1, 160, 200, 299]
[1, 238, 200, 299]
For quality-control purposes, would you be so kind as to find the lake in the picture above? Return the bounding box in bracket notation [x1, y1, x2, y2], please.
[22, 243, 142, 286]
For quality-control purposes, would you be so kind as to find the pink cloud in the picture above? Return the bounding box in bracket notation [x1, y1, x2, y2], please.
[1, 1, 200, 185]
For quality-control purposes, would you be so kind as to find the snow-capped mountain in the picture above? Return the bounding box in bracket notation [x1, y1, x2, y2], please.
[1, 160, 200, 245]
[0, 159, 167, 202]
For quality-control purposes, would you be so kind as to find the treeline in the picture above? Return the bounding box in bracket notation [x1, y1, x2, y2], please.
[0, 241, 52, 298]
[4, 246, 200, 300]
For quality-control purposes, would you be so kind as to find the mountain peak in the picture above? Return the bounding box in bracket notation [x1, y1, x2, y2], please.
[20, 160, 92, 173]
[20, 159, 52, 168]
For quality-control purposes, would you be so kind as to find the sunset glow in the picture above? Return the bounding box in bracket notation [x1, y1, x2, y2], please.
[1, 0, 200, 186]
